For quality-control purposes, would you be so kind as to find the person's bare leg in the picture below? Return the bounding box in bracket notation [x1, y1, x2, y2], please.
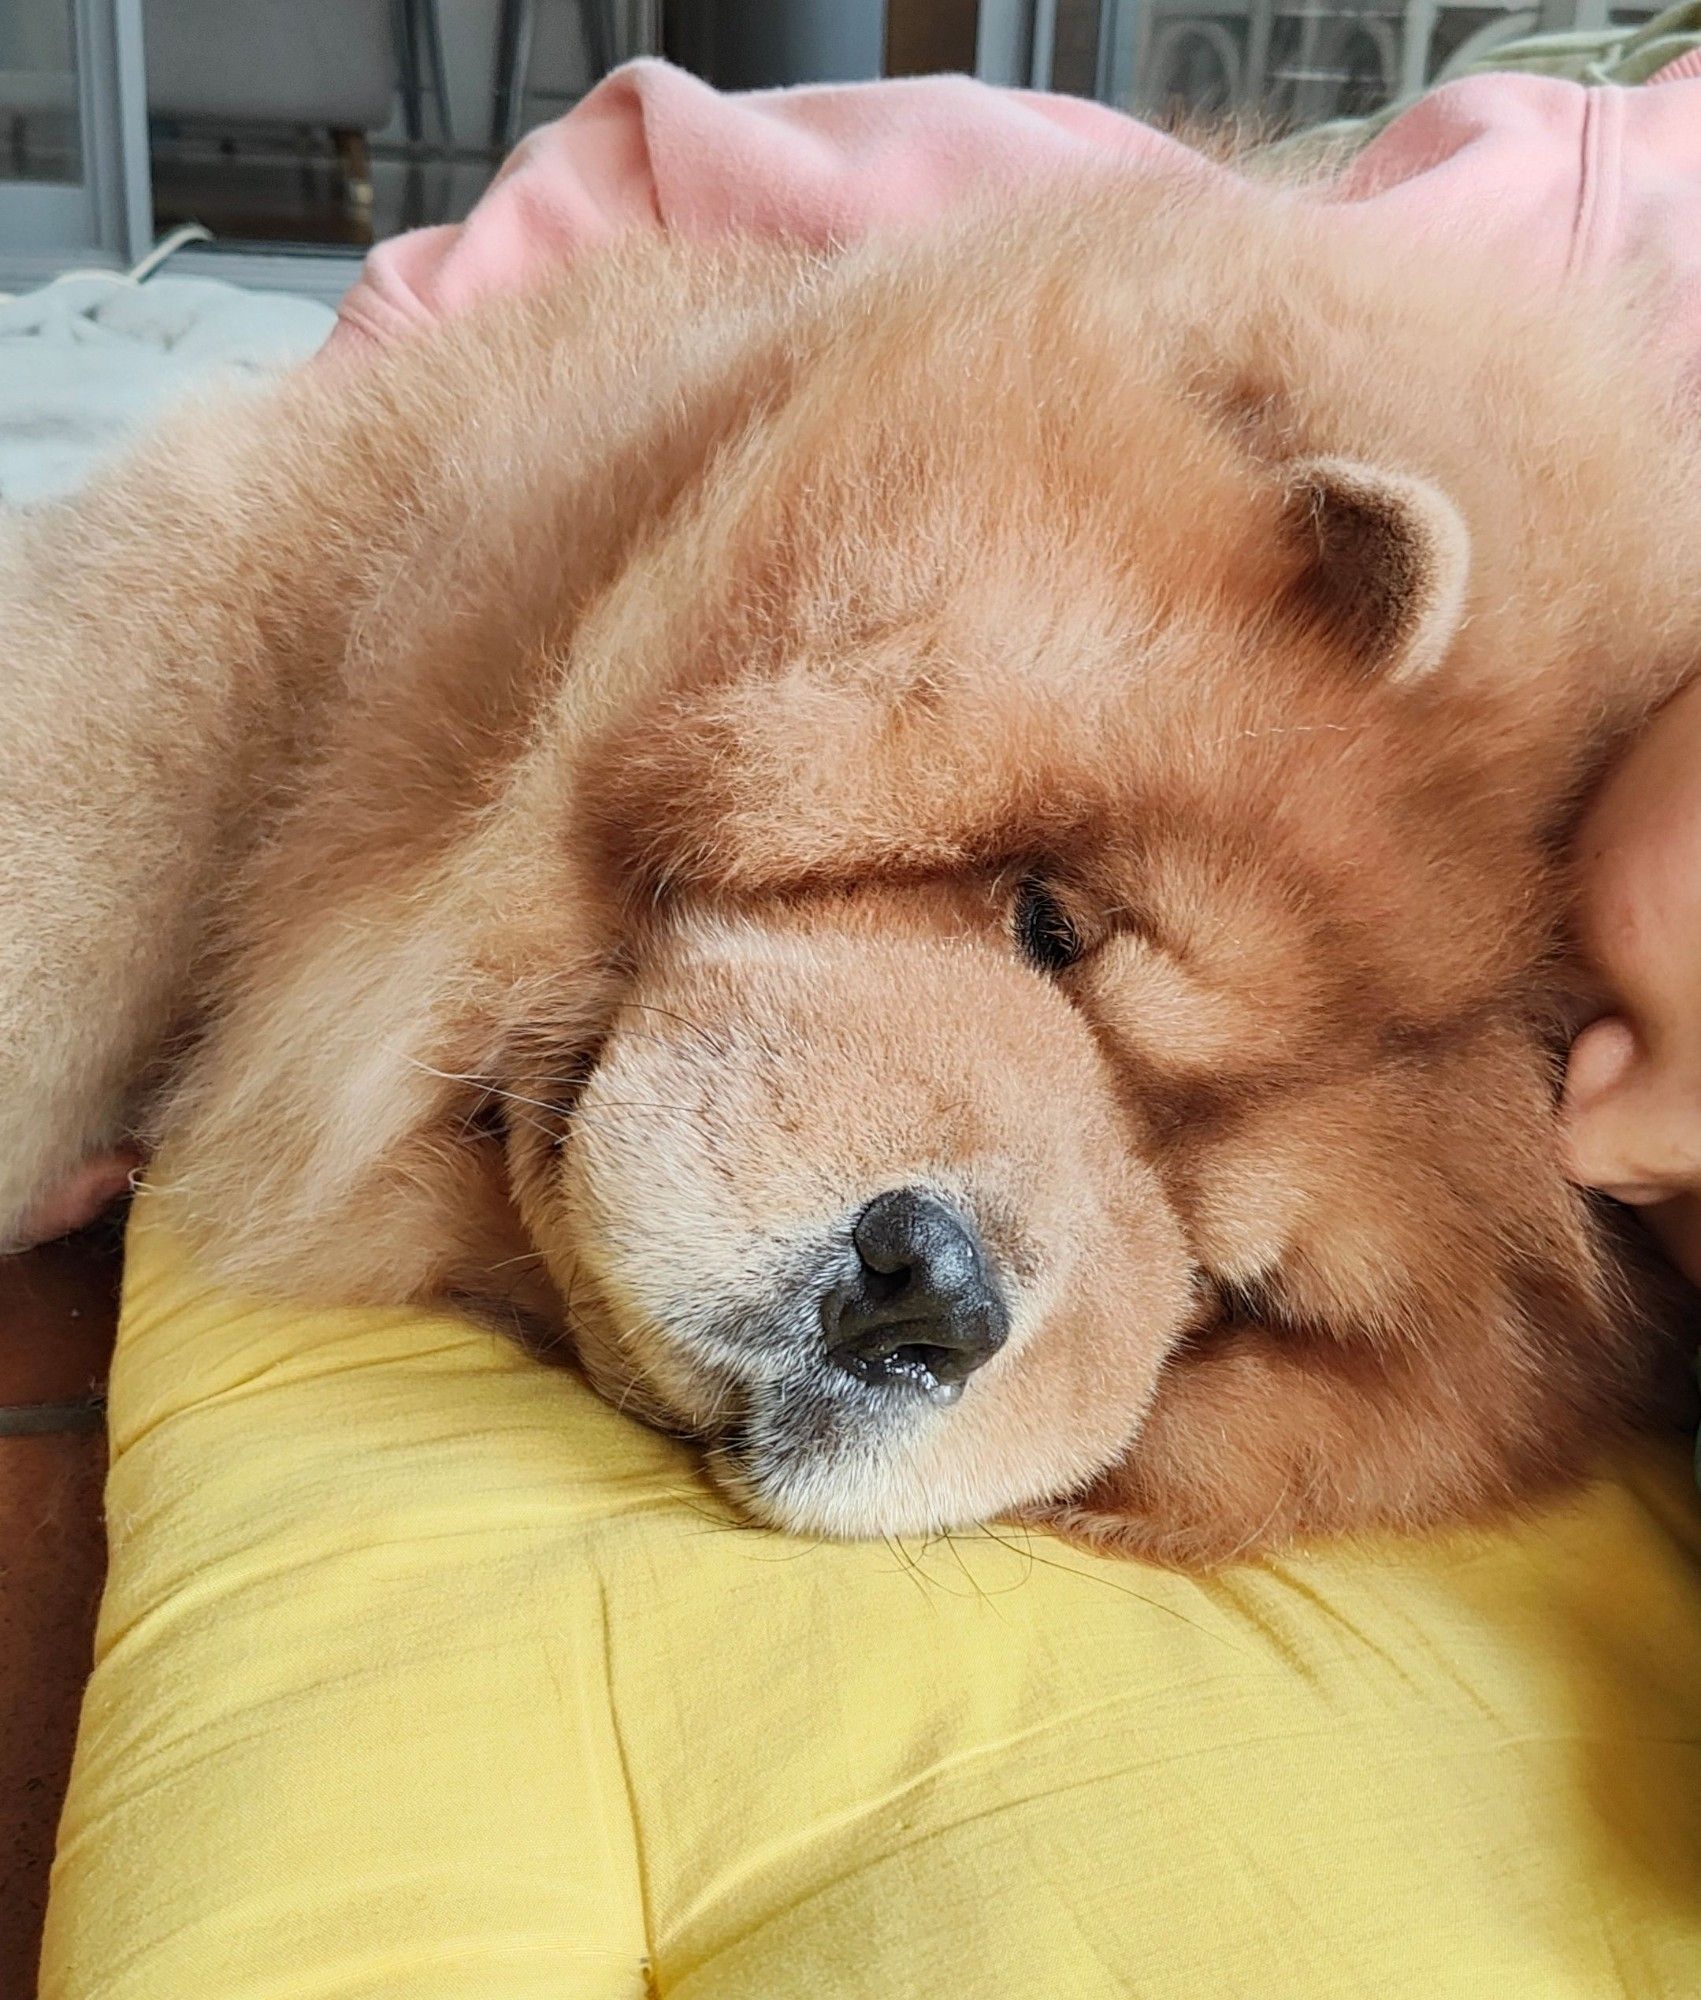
[11, 1150, 142, 1253]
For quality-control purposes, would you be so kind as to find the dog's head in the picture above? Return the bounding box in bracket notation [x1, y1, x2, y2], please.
[489, 204, 1653, 1540]
[503, 456, 1585, 1538]
[169, 190, 1688, 1544]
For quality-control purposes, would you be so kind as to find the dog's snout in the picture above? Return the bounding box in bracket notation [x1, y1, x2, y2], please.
[823, 1188, 1009, 1395]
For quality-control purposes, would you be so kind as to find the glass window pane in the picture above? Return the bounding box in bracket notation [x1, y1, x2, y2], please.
[142, 1, 675, 252]
[139, 2, 933, 256]
[9, 3, 1682, 268]
[0, 0, 81, 187]
[1102, 0, 1663, 131]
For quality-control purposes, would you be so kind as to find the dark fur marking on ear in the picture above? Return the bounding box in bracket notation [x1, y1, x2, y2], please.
[1286, 458, 1470, 684]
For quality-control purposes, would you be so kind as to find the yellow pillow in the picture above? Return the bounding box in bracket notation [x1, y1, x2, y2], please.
[42, 1191, 1701, 1998]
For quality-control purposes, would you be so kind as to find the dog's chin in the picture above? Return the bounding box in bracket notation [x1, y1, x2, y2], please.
[699, 1365, 1089, 1541]
[568, 1295, 1153, 1540]
[579, 1343, 979, 1537]
[549, 1244, 1147, 1541]
[705, 1371, 948, 1539]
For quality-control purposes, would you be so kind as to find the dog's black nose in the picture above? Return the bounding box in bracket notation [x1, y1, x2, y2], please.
[824, 1188, 1009, 1394]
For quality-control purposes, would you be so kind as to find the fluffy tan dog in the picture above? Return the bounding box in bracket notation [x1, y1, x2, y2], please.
[3, 175, 1696, 1563]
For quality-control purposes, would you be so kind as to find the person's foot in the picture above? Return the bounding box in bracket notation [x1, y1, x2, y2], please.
[13, 1151, 142, 1250]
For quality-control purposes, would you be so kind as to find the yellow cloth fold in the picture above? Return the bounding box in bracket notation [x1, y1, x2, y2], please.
[42, 1191, 1701, 1996]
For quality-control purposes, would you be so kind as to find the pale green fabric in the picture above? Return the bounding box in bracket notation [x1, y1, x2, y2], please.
[1267, 1, 1701, 169]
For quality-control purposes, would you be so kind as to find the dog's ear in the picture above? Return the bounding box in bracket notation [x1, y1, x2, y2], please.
[152, 823, 610, 1315]
[1284, 457, 1470, 685]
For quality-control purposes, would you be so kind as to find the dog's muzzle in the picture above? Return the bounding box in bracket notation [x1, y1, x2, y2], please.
[818, 1187, 1008, 1402]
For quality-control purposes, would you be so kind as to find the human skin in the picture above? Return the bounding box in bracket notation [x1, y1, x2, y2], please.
[1564, 676, 1701, 1289]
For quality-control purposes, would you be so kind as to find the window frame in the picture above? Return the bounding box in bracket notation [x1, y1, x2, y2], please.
[3, 2, 1133, 303]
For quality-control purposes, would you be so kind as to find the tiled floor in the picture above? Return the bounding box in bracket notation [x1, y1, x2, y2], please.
[0, 1229, 122, 1999]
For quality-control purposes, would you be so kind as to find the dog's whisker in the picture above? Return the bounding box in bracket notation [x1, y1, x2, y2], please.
[573, 1098, 698, 1115]
[396, 1058, 572, 1122]
[882, 1533, 936, 1604]
[614, 999, 733, 1060]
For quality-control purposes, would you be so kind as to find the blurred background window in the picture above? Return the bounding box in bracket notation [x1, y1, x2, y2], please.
[1, 3, 80, 185]
[0, 1, 1669, 294]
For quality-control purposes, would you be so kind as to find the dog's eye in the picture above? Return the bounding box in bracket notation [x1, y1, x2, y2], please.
[1012, 878, 1084, 975]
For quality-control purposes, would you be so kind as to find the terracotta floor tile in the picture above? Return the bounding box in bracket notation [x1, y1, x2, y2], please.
[0, 1235, 120, 1999]
[0, 1227, 122, 1407]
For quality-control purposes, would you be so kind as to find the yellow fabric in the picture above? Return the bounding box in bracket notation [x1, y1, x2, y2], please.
[42, 1192, 1701, 1998]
